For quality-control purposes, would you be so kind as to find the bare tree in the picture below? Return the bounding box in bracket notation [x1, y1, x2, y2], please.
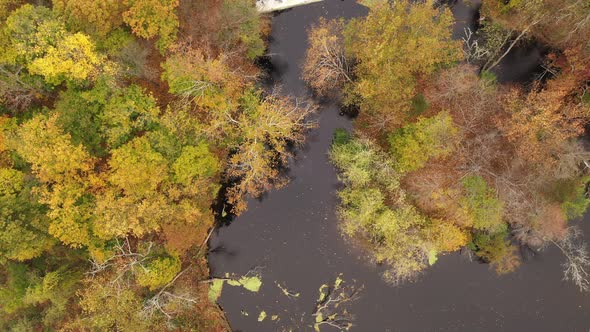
[87, 238, 154, 294]
[462, 28, 490, 64]
[302, 18, 352, 97]
[312, 275, 362, 331]
[550, 226, 590, 292]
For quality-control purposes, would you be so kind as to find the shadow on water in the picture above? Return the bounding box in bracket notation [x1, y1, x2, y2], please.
[209, 1, 590, 331]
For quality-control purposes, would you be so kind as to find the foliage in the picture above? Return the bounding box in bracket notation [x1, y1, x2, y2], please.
[136, 256, 181, 291]
[77, 279, 150, 330]
[162, 46, 245, 111]
[52, 0, 128, 37]
[172, 143, 219, 185]
[3, 4, 65, 65]
[472, 230, 520, 274]
[483, 0, 590, 52]
[0, 168, 54, 262]
[123, 0, 179, 52]
[388, 112, 458, 173]
[331, 137, 438, 283]
[28, 33, 102, 85]
[218, 0, 266, 59]
[0, 1, 267, 329]
[460, 175, 505, 233]
[343, 0, 462, 131]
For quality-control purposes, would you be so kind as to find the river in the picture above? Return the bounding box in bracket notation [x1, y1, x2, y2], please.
[208, 1, 590, 331]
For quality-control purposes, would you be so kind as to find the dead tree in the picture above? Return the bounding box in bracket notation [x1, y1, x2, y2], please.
[302, 18, 352, 97]
[312, 275, 363, 331]
[550, 226, 590, 292]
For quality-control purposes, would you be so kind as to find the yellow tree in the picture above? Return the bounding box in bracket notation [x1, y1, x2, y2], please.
[28, 33, 103, 85]
[8, 113, 95, 247]
[52, 0, 129, 37]
[123, 0, 179, 52]
[344, 0, 462, 131]
[226, 90, 316, 214]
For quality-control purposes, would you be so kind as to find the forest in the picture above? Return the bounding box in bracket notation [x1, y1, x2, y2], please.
[0, 0, 589, 331]
[0, 0, 305, 330]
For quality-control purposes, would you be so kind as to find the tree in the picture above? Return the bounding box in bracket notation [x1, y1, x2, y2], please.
[551, 227, 590, 292]
[218, 0, 266, 59]
[331, 136, 431, 284]
[312, 275, 362, 331]
[0, 168, 54, 262]
[28, 33, 103, 85]
[94, 137, 170, 239]
[2, 4, 66, 64]
[460, 175, 505, 233]
[225, 89, 316, 214]
[343, 0, 462, 131]
[108, 136, 167, 197]
[136, 255, 181, 291]
[172, 143, 219, 186]
[388, 112, 459, 173]
[483, 0, 590, 52]
[123, 0, 179, 52]
[55, 80, 160, 154]
[472, 230, 521, 274]
[7, 113, 95, 247]
[161, 45, 246, 112]
[10, 113, 93, 184]
[302, 18, 351, 97]
[3, 5, 106, 86]
[52, 0, 129, 37]
[498, 64, 590, 169]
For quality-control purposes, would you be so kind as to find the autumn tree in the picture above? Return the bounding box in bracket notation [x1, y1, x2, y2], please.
[28, 33, 103, 85]
[388, 112, 459, 173]
[7, 113, 95, 247]
[483, 0, 590, 53]
[225, 89, 316, 214]
[330, 134, 466, 283]
[52, 0, 129, 37]
[343, 0, 462, 131]
[217, 0, 267, 59]
[162, 45, 246, 114]
[0, 168, 54, 262]
[123, 0, 179, 52]
[302, 18, 351, 97]
[2, 4, 106, 86]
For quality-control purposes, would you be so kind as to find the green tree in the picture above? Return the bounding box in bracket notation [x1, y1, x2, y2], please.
[136, 255, 181, 291]
[460, 175, 505, 233]
[0, 168, 54, 262]
[218, 0, 266, 59]
[8, 113, 95, 246]
[172, 143, 219, 186]
[2, 4, 65, 64]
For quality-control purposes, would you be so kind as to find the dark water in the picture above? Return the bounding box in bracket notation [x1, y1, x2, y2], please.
[209, 1, 590, 331]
